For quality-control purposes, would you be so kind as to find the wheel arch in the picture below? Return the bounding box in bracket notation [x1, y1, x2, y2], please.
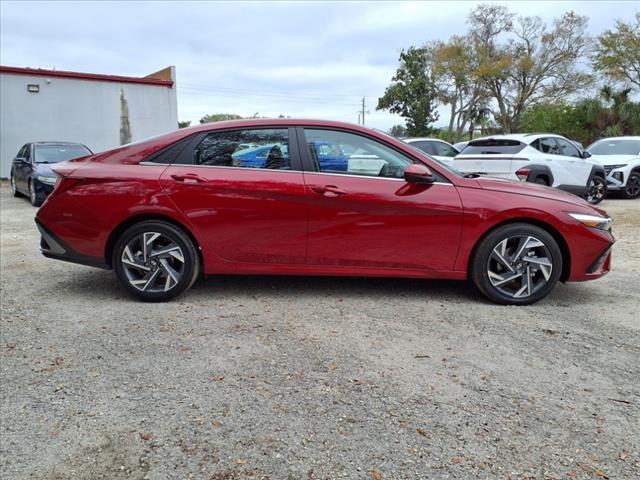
[468, 217, 571, 282]
[105, 213, 203, 269]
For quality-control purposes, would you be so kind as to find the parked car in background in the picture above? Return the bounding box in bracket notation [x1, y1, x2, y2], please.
[454, 133, 607, 204]
[403, 138, 459, 166]
[586, 136, 640, 199]
[36, 119, 613, 305]
[10, 142, 92, 206]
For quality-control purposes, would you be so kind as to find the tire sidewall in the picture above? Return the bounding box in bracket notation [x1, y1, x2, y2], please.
[113, 221, 200, 302]
[472, 223, 563, 305]
[29, 179, 43, 207]
[623, 170, 640, 199]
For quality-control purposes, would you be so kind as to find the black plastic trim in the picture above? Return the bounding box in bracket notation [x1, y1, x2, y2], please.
[35, 218, 109, 269]
[522, 164, 554, 185]
[587, 244, 614, 273]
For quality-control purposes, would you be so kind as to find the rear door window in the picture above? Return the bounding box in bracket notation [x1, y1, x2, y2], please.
[460, 139, 525, 154]
[193, 129, 293, 170]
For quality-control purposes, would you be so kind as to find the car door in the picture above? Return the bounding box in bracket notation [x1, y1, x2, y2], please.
[159, 127, 308, 265]
[299, 127, 463, 272]
[554, 137, 591, 186]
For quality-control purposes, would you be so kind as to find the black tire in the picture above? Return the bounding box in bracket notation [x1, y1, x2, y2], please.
[113, 221, 200, 302]
[29, 179, 43, 207]
[10, 174, 22, 197]
[584, 175, 607, 204]
[622, 170, 640, 199]
[534, 177, 548, 186]
[471, 223, 563, 305]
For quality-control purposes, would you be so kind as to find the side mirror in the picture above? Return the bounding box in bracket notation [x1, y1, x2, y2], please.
[582, 150, 592, 159]
[14, 157, 27, 164]
[404, 163, 435, 184]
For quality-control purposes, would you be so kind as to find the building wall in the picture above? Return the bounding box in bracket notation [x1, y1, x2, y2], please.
[0, 70, 177, 177]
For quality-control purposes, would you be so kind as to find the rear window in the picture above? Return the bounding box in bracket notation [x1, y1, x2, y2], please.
[460, 139, 525, 155]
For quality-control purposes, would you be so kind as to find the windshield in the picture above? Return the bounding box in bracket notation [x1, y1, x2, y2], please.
[35, 144, 91, 164]
[587, 139, 640, 156]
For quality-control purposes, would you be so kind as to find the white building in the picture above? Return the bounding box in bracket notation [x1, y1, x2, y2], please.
[0, 65, 178, 178]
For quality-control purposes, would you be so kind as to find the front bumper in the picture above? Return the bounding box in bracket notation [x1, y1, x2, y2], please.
[35, 218, 109, 269]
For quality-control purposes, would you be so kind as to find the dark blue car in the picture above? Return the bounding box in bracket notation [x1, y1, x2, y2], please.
[10, 142, 92, 206]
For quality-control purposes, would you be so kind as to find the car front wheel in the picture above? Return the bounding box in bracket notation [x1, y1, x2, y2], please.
[471, 223, 563, 305]
[623, 170, 640, 199]
[29, 179, 43, 207]
[10, 174, 21, 197]
[584, 175, 607, 204]
[113, 221, 200, 302]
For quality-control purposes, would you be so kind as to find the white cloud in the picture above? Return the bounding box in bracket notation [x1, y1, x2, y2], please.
[1, 0, 637, 132]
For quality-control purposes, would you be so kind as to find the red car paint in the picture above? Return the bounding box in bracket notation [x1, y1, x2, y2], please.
[36, 119, 613, 284]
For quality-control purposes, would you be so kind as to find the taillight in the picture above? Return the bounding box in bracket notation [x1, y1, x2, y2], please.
[51, 177, 84, 195]
[515, 168, 530, 181]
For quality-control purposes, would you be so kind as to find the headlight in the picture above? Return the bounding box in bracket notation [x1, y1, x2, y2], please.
[567, 212, 613, 231]
[36, 175, 57, 185]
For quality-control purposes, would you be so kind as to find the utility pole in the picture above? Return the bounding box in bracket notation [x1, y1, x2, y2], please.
[356, 98, 370, 125]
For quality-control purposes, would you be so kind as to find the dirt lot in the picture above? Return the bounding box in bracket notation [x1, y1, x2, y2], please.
[1, 184, 639, 480]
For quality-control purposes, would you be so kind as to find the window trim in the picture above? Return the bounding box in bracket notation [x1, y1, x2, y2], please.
[296, 127, 452, 183]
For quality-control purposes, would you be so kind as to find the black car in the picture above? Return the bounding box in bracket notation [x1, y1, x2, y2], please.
[10, 142, 92, 206]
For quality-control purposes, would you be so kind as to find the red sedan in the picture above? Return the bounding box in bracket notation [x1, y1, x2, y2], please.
[35, 119, 614, 304]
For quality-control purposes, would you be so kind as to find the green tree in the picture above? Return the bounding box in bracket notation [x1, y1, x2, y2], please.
[432, 36, 488, 142]
[200, 113, 243, 124]
[388, 124, 407, 138]
[377, 47, 440, 136]
[593, 12, 640, 89]
[469, 4, 591, 132]
[579, 86, 640, 139]
[178, 120, 191, 128]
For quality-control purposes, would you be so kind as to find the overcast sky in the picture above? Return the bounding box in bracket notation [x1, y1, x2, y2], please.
[1, 1, 637, 131]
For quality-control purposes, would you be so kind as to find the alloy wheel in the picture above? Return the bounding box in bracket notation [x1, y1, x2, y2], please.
[120, 232, 186, 293]
[487, 235, 553, 299]
[625, 172, 640, 198]
[585, 176, 606, 204]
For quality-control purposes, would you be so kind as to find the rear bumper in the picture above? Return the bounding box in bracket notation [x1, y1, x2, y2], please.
[35, 218, 109, 269]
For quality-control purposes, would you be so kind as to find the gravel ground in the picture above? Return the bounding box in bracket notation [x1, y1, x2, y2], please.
[1, 183, 639, 480]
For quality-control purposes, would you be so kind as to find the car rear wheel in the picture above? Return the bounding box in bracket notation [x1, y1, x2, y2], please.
[471, 223, 563, 305]
[10, 174, 21, 197]
[29, 179, 43, 207]
[113, 221, 200, 302]
[584, 175, 607, 204]
[534, 177, 548, 186]
[623, 170, 640, 199]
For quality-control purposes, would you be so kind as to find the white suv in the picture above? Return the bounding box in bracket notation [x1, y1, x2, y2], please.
[453, 134, 607, 204]
[586, 136, 640, 199]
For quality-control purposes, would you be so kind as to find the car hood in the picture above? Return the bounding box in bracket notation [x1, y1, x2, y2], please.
[473, 176, 597, 209]
[587, 154, 639, 166]
[34, 164, 56, 176]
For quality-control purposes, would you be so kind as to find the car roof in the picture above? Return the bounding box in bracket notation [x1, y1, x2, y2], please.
[471, 133, 566, 144]
[591, 136, 640, 142]
[31, 141, 88, 146]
